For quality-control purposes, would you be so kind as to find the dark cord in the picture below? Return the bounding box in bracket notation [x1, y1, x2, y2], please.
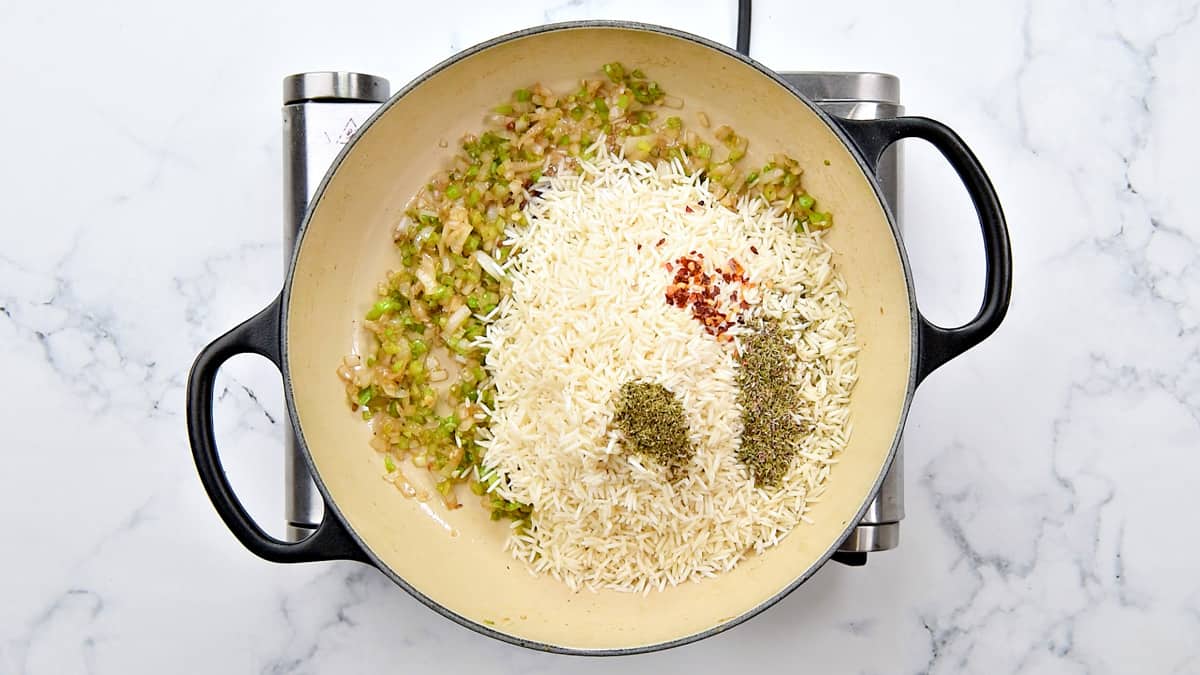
[735, 0, 752, 56]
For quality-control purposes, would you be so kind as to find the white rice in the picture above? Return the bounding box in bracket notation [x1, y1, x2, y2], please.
[477, 143, 858, 593]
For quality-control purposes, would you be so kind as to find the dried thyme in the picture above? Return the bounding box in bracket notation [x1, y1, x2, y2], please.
[736, 321, 805, 486]
[613, 381, 694, 472]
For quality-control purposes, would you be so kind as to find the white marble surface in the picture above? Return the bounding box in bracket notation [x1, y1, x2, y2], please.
[2, 0, 1198, 672]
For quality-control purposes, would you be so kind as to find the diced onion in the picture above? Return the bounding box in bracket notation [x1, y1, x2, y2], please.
[415, 255, 438, 295]
[413, 225, 434, 248]
[445, 304, 472, 333]
[475, 251, 507, 280]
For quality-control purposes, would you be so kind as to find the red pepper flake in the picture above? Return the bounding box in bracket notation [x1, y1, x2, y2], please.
[750, 245, 759, 255]
[685, 205, 694, 213]
[663, 252, 754, 340]
[637, 243, 642, 251]
[657, 238, 666, 247]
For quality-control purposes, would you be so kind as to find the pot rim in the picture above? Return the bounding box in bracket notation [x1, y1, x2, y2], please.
[279, 19, 917, 655]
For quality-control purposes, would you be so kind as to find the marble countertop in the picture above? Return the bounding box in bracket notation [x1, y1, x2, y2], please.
[3, 0, 1198, 672]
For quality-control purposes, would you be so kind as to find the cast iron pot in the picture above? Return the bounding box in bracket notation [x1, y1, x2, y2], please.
[186, 22, 1011, 654]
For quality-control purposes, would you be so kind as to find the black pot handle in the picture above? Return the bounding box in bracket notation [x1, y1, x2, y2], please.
[834, 116, 1013, 382]
[185, 295, 368, 564]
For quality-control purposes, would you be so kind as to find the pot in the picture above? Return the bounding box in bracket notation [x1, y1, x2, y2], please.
[186, 22, 1011, 654]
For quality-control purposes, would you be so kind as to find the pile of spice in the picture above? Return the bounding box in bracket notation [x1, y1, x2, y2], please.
[735, 320, 805, 486]
[612, 381, 695, 473]
[664, 252, 753, 343]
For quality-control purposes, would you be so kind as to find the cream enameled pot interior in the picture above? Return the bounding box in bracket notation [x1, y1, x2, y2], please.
[286, 25, 913, 651]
